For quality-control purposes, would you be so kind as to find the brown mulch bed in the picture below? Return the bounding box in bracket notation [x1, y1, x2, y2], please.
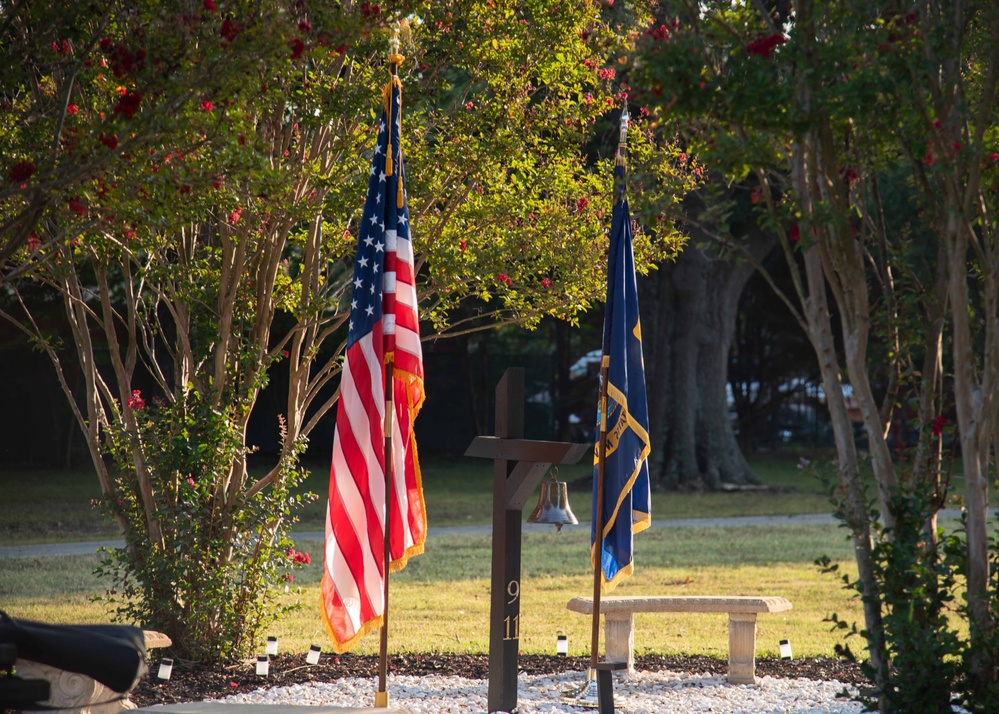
[130, 652, 868, 707]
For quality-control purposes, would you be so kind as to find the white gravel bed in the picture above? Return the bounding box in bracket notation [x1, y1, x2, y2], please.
[219, 670, 864, 713]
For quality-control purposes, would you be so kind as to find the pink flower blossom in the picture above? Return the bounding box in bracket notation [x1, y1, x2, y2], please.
[127, 389, 145, 410]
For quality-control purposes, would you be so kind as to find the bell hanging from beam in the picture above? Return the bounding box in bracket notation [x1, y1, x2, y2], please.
[527, 467, 578, 533]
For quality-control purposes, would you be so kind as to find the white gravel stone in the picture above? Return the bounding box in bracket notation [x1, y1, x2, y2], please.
[218, 670, 864, 713]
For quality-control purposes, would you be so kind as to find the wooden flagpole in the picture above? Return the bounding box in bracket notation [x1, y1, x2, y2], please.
[375, 32, 402, 709]
[589, 360, 611, 676]
[588, 101, 630, 680]
[375, 362, 394, 707]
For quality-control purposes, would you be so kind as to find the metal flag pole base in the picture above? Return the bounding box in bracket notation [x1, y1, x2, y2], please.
[374, 690, 390, 708]
[560, 662, 626, 713]
[560, 672, 600, 709]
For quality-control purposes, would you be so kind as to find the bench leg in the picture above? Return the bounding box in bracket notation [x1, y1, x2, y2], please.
[603, 613, 634, 675]
[727, 613, 758, 685]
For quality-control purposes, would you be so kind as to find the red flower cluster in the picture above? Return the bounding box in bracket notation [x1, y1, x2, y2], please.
[541, 277, 552, 288]
[221, 18, 240, 43]
[8, 160, 35, 183]
[361, 2, 381, 18]
[598, 67, 616, 81]
[931, 415, 947, 436]
[114, 90, 143, 119]
[68, 197, 86, 217]
[67, 103, 79, 115]
[289, 37, 306, 59]
[127, 389, 145, 410]
[27, 235, 41, 251]
[200, 100, 214, 111]
[496, 273, 513, 287]
[286, 548, 311, 565]
[110, 44, 144, 79]
[203, 0, 217, 11]
[52, 40, 70, 55]
[746, 33, 786, 59]
[789, 224, 801, 243]
[576, 196, 589, 212]
[99, 133, 119, 150]
[647, 24, 670, 42]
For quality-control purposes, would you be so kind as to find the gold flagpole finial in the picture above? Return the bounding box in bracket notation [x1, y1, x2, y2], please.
[619, 102, 629, 148]
[388, 25, 404, 69]
[616, 102, 629, 168]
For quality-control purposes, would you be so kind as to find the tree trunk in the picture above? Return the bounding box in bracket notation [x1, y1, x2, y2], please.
[642, 227, 773, 490]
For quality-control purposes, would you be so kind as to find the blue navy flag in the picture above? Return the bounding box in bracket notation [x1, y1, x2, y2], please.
[591, 160, 652, 589]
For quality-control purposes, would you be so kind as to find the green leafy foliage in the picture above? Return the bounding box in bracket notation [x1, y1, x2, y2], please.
[95, 390, 314, 662]
[1, 0, 693, 663]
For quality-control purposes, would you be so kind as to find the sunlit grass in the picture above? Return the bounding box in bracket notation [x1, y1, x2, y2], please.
[1, 524, 867, 660]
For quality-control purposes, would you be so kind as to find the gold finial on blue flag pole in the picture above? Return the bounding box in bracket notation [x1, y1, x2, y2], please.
[616, 102, 629, 168]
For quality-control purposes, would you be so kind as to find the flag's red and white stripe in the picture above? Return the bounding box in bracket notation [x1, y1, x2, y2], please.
[321, 78, 425, 653]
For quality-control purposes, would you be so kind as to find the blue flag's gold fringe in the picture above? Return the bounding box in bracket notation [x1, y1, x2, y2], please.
[591, 362, 651, 590]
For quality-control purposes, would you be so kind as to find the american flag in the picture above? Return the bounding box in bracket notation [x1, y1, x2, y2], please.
[321, 75, 426, 653]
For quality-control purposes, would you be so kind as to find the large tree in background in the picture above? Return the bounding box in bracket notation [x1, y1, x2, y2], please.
[0, 0, 691, 662]
[634, 0, 999, 709]
[641, 189, 775, 490]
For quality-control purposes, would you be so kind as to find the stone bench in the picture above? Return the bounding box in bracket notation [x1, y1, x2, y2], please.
[566, 595, 792, 685]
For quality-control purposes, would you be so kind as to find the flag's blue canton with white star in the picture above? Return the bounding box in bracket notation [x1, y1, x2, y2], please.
[346, 86, 410, 349]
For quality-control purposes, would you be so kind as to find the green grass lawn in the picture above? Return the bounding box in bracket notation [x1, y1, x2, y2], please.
[0, 451, 885, 662]
[1, 524, 866, 659]
[0, 452, 844, 546]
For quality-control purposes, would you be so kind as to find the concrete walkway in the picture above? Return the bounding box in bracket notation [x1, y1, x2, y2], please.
[2, 509, 979, 559]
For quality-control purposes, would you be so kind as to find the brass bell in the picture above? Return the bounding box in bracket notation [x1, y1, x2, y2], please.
[527, 468, 578, 532]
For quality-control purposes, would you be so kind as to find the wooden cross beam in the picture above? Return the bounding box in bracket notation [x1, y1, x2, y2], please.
[463, 368, 588, 714]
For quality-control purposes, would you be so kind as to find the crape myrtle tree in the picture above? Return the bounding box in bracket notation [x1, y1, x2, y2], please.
[0, 0, 692, 662]
[633, 0, 999, 710]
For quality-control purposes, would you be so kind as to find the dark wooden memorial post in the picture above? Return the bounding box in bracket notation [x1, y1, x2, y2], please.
[464, 368, 589, 714]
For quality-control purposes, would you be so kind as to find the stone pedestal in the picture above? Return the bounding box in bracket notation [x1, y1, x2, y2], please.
[727, 613, 758, 684]
[604, 613, 635, 673]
